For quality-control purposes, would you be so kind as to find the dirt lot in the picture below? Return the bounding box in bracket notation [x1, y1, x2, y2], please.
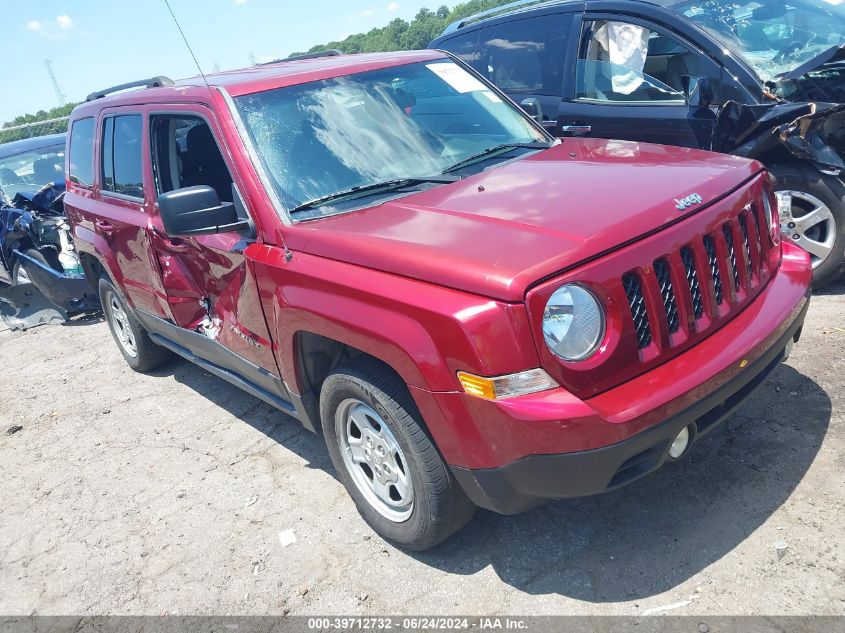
[0, 282, 843, 616]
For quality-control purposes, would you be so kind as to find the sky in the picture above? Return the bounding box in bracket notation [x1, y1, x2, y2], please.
[0, 0, 439, 125]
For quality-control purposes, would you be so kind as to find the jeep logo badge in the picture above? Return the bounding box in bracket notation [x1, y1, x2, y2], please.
[675, 193, 704, 211]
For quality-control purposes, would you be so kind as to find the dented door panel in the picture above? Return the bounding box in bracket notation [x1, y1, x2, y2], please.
[148, 227, 279, 375]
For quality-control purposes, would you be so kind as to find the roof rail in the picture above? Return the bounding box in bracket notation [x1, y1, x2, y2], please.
[441, 0, 554, 34]
[85, 76, 174, 102]
[258, 49, 343, 66]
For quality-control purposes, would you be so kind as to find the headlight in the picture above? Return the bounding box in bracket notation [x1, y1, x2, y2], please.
[542, 284, 605, 361]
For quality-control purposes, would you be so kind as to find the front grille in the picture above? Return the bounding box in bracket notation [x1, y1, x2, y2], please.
[618, 191, 772, 360]
[723, 223, 741, 291]
[653, 258, 680, 334]
[622, 272, 652, 349]
[681, 246, 704, 319]
[704, 235, 724, 305]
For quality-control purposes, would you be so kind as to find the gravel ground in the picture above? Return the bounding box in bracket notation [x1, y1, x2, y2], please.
[0, 282, 843, 616]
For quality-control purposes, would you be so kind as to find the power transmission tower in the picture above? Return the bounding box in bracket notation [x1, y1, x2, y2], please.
[44, 59, 67, 107]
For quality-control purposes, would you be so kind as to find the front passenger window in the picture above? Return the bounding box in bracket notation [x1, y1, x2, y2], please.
[576, 21, 690, 103]
[150, 115, 234, 203]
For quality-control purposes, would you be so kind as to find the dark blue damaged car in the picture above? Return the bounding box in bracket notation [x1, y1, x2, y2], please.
[0, 133, 99, 320]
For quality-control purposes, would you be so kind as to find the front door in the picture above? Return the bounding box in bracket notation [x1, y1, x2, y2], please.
[556, 15, 721, 149]
[141, 107, 289, 407]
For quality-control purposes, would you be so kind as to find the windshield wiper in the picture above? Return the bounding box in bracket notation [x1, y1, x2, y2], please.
[289, 176, 460, 214]
[442, 142, 552, 174]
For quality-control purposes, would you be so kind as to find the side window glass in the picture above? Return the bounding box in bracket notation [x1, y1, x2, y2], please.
[68, 118, 95, 187]
[102, 114, 144, 198]
[576, 20, 690, 103]
[445, 14, 570, 96]
[437, 30, 481, 69]
[150, 115, 234, 202]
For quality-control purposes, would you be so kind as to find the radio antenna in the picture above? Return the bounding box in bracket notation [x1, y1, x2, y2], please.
[161, 0, 213, 91]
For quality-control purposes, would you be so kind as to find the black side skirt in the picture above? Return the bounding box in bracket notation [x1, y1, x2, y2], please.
[134, 309, 316, 431]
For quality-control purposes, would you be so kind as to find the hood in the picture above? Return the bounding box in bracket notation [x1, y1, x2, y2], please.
[284, 139, 762, 302]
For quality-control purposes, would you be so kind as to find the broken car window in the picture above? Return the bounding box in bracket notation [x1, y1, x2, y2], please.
[234, 60, 547, 218]
[670, 0, 845, 83]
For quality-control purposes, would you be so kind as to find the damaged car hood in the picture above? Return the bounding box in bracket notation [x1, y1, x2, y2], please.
[284, 139, 762, 301]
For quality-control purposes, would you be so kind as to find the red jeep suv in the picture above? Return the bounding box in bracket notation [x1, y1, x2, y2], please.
[65, 50, 812, 550]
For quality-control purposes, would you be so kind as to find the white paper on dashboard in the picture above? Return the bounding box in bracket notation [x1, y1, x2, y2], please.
[426, 63, 487, 93]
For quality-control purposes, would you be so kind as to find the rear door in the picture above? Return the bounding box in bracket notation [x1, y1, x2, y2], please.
[556, 13, 721, 148]
[438, 11, 574, 131]
[65, 112, 165, 316]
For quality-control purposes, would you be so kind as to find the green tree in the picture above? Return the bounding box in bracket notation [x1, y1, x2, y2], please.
[294, 0, 517, 56]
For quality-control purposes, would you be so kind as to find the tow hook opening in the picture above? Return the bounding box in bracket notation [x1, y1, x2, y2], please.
[668, 425, 693, 460]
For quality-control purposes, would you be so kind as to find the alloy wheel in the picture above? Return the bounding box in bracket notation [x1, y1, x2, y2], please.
[776, 190, 836, 269]
[107, 293, 138, 358]
[335, 398, 414, 522]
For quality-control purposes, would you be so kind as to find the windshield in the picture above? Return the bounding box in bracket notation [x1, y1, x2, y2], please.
[0, 143, 65, 203]
[668, 0, 845, 83]
[233, 60, 548, 217]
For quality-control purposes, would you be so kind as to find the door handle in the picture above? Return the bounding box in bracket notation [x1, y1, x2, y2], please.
[560, 125, 592, 137]
[95, 220, 114, 239]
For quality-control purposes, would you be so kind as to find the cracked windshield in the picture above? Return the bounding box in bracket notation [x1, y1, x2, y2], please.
[670, 0, 845, 83]
[234, 59, 548, 218]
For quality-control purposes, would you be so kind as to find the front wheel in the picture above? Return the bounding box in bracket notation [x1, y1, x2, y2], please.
[320, 359, 475, 551]
[769, 163, 845, 288]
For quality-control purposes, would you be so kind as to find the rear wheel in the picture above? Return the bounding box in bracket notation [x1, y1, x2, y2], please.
[321, 359, 475, 551]
[99, 277, 170, 372]
[769, 163, 845, 288]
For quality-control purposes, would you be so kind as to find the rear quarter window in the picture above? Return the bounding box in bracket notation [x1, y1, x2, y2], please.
[68, 118, 95, 187]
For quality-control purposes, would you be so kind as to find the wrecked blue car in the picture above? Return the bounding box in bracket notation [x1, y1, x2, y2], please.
[0, 133, 99, 327]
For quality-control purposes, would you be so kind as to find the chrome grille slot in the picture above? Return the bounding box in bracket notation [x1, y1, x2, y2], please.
[722, 223, 741, 292]
[653, 258, 680, 334]
[681, 246, 704, 320]
[703, 235, 724, 305]
[622, 272, 652, 349]
[739, 212, 753, 279]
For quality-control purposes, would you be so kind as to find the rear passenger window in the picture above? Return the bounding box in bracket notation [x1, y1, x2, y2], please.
[102, 114, 144, 198]
[68, 118, 95, 187]
[441, 14, 570, 96]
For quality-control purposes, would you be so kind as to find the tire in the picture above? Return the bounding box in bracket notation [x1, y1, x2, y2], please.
[768, 163, 845, 289]
[320, 358, 476, 551]
[11, 248, 61, 286]
[99, 277, 171, 373]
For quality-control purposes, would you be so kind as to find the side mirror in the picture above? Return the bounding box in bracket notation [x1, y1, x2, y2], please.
[683, 76, 715, 111]
[520, 97, 544, 124]
[157, 185, 249, 237]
